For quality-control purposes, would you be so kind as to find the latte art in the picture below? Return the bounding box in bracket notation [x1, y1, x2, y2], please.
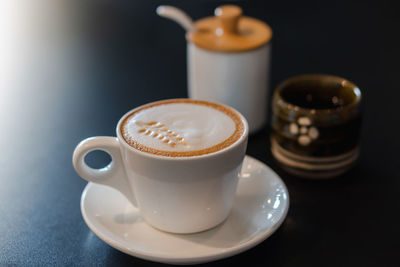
[120, 99, 245, 157]
[135, 121, 188, 148]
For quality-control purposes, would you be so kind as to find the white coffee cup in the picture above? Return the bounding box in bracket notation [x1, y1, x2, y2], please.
[73, 99, 249, 233]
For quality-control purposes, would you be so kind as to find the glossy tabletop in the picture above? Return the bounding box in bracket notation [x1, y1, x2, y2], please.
[1, 0, 399, 266]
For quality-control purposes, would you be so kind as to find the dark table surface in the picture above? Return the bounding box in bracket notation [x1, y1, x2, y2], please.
[1, 0, 399, 266]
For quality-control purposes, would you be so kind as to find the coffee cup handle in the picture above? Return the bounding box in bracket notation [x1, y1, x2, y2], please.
[72, 136, 138, 207]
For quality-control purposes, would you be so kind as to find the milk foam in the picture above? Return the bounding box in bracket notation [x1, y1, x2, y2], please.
[123, 103, 236, 152]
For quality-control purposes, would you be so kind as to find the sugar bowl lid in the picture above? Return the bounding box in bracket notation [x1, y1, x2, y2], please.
[186, 5, 272, 52]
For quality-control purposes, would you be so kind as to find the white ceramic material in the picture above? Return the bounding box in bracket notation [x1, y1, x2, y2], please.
[188, 43, 271, 133]
[73, 101, 249, 234]
[81, 155, 289, 265]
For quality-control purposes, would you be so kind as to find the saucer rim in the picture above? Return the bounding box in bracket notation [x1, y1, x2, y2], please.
[80, 155, 290, 265]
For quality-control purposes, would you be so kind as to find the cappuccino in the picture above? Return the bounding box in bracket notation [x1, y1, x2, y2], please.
[74, 98, 249, 233]
[120, 99, 245, 157]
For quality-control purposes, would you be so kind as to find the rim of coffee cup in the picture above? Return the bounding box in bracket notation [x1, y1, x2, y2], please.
[116, 98, 249, 160]
[273, 74, 362, 115]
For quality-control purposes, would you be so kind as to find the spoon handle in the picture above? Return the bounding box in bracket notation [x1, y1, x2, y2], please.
[156, 5, 194, 32]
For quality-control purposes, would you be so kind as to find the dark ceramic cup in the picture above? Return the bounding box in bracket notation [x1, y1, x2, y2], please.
[270, 74, 362, 178]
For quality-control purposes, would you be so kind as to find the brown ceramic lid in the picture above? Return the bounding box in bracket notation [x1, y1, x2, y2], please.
[186, 5, 272, 52]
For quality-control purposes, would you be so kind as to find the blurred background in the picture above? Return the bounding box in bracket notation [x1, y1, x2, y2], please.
[2, 0, 398, 137]
[1, 0, 399, 266]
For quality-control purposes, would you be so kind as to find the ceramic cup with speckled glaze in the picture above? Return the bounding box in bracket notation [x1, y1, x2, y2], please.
[270, 74, 362, 178]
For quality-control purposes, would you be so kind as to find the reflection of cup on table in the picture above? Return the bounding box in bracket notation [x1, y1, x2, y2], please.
[270, 74, 362, 178]
[73, 99, 248, 233]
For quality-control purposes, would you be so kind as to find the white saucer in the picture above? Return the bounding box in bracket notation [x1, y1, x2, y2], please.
[80, 155, 289, 265]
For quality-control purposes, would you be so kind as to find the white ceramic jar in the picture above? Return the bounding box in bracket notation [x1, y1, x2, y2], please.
[186, 5, 273, 133]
